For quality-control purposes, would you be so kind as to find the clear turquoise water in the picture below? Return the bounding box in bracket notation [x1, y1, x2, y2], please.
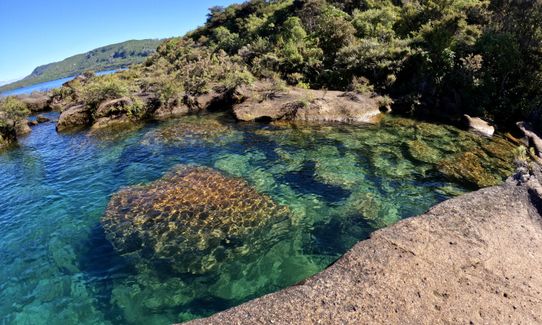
[0, 70, 118, 97]
[0, 113, 509, 324]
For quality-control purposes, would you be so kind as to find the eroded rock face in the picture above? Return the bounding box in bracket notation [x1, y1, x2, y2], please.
[16, 92, 51, 112]
[189, 166, 542, 325]
[56, 105, 91, 132]
[152, 105, 190, 120]
[94, 97, 133, 119]
[517, 121, 542, 159]
[101, 165, 290, 274]
[233, 82, 384, 124]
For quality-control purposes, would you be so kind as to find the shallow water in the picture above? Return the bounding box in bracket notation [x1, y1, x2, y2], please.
[0, 113, 514, 324]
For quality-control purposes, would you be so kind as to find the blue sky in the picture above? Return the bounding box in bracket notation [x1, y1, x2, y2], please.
[0, 0, 239, 82]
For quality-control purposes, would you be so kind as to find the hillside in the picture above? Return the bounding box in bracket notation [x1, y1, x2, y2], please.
[0, 39, 161, 92]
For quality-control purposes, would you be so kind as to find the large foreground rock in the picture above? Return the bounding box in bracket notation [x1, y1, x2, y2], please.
[233, 83, 385, 124]
[188, 168, 542, 324]
[56, 105, 91, 131]
[16, 92, 51, 112]
[102, 165, 290, 274]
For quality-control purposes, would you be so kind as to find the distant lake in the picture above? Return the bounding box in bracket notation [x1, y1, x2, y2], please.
[0, 70, 118, 97]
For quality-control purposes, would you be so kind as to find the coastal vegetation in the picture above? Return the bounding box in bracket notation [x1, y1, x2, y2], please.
[1, 0, 540, 164]
[0, 39, 161, 92]
[40, 0, 541, 130]
[0, 97, 29, 147]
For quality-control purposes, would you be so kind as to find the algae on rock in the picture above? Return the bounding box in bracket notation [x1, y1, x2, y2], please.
[101, 165, 291, 275]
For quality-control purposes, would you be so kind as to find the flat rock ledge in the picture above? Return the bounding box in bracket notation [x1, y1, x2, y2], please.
[187, 169, 542, 324]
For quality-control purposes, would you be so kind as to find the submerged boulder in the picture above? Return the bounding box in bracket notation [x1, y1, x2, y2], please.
[101, 165, 290, 274]
[437, 137, 516, 188]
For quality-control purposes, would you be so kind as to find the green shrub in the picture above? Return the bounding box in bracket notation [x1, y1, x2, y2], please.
[81, 75, 130, 110]
[156, 77, 185, 108]
[0, 97, 30, 127]
[126, 98, 146, 119]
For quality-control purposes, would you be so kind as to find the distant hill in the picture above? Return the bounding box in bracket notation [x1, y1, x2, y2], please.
[0, 39, 161, 92]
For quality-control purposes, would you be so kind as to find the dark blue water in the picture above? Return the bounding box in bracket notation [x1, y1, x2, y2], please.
[0, 70, 118, 97]
[0, 113, 511, 324]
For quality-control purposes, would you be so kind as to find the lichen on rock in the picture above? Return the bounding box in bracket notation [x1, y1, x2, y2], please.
[101, 165, 290, 274]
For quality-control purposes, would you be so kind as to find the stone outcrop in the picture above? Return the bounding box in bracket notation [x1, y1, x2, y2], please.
[15, 120, 31, 136]
[0, 124, 17, 149]
[36, 115, 50, 123]
[94, 97, 133, 119]
[517, 121, 542, 159]
[101, 165, 290, 275]
[233, 82, 385, 124]
[464, 114, 494, 137]
[56, 105, 91, 132]
[188, 167, 542, 324]
[152, 104, 190, 120]
[91, 97, 138, 130]
[16, 92, 51, 112]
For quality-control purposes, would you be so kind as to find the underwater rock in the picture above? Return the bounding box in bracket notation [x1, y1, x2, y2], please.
[342, 191, 400, 229]
[438, 150, 504, 188]
[142, 115, 239, 146]
[437, 135, 516, 189]
[101, 165, 290, 274]
[406, 138, 442, 164]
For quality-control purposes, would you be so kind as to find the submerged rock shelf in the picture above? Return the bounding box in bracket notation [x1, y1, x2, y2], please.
[190, 169, 542, 324]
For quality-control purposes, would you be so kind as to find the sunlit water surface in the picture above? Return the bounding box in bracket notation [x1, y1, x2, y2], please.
[0, 113, 512, 324]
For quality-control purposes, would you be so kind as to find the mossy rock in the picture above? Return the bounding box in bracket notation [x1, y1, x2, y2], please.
[102, 165, 290, 274]
[438, 150, 504, 188]
[142, 115, 240, 146]
[406, 138, 442, 164]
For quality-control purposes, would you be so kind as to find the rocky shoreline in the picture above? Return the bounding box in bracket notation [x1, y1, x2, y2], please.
[187, 166, 542, 324]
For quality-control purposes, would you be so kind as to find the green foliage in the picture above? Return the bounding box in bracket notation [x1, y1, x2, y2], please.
[126, 98, 146, 119]
[80, 75, 130, 110]
[0, 97, 30, 125]
[41, 0, 541, 130]
[148, 38, 254, 96]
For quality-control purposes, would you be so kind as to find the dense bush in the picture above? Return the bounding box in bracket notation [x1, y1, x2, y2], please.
[80, 75, 131, 110]
[0, 97, 30, 127]
[51, 0, 540, 130]
[181, 0, 542, 129]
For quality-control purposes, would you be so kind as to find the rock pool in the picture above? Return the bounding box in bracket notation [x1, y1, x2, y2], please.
[0, 112, 516, 324]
